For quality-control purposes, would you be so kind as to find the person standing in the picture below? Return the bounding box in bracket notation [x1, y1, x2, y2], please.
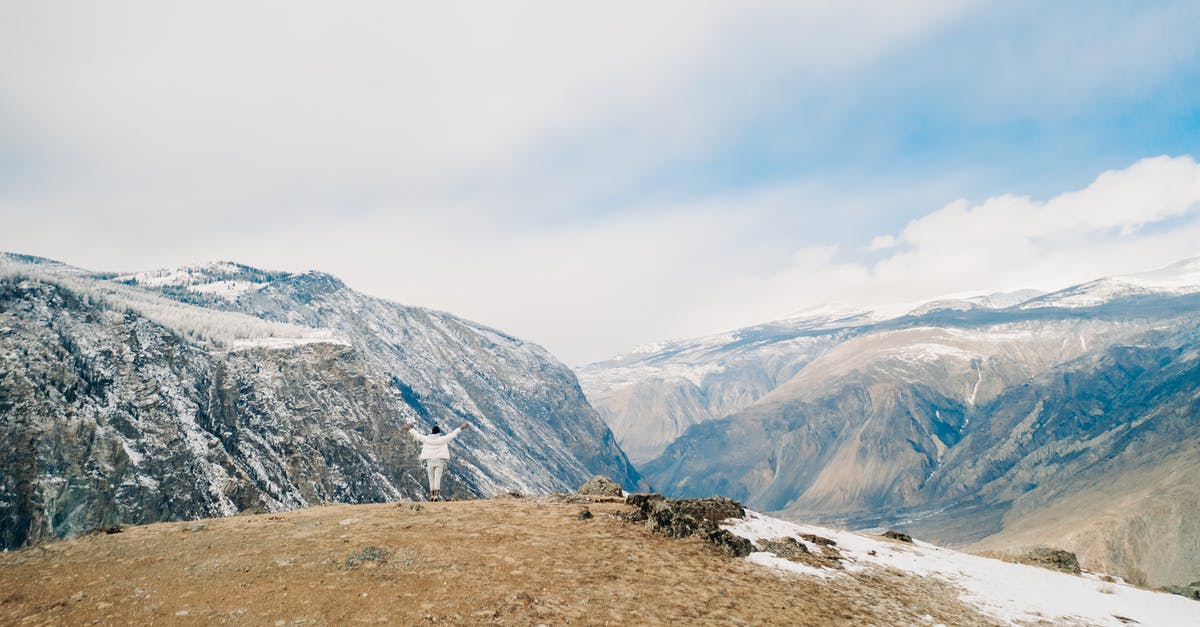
[402, 422, 469, 501]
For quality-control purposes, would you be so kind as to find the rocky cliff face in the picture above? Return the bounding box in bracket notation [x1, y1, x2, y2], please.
[0, 254, 640, 549]
[592, 259, 1200, 587]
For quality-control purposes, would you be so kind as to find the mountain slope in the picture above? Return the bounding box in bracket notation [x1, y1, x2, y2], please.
[578, 310, 876, 463]
[0, 253, 639, 549]
[591, 259, 1200, 587]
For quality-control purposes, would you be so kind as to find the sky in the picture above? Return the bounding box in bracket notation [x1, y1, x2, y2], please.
[2, 1, 1199, 365]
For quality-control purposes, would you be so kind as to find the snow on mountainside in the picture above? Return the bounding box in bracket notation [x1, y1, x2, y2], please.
[578, 309, 878, 463]
[1, 254, 333, 348]
[906, 289, 1045, 316]
[584, 257, 1200, 589]
[113, 260, 277, 299]
[0, 253, 639, 549]
[1021, 257, 1200, 309]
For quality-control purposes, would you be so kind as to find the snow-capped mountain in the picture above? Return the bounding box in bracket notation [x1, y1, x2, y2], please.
[0, 253, 640, 549]
[1021, 257, 1200, 309]
[582, 257, 1200, 588]
[905, 288, 1045, 316]
[578, 310, 879, 464]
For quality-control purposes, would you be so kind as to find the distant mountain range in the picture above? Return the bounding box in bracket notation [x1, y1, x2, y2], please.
[579, 258, 1200, 587]
[0, 253, 640, 549]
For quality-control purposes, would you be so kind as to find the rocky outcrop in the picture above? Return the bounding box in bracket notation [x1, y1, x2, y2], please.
[623, 493, 751, 557]
[0, 277, 435, 548]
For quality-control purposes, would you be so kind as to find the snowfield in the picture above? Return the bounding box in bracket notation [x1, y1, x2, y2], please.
[725, 511, 1200, 626]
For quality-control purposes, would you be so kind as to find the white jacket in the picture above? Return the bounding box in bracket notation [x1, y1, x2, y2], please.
[410, 427, 464, 460]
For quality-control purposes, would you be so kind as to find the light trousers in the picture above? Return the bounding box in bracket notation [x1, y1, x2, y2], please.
[426, 458, 447, 491]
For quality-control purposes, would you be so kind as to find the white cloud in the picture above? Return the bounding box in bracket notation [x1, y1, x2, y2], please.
[675, 156, 1200, 341]
[0, 1, 966, 223]
[3, 3, 1198, 366]
[0, 0, 972, 364]
[869, 235, 898, 250]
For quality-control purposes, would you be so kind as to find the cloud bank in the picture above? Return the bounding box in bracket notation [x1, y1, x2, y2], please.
[2, 2, 1199, 364]
[679, 156, 1200, 339]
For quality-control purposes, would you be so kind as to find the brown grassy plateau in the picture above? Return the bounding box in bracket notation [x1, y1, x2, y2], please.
[0, 496, 993, 625]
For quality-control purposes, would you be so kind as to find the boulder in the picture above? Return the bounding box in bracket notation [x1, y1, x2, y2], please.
[1010, 547, 1081, 575]
[624, 494, 744, 524]
[755, 537, 809, 559]
[578, 475, 623, 497]
[800, 533, 837, 547]
[882, 530, 913, 543]
[1160, 585, 1200, 601]
[622, 493, 750, 557]
[703, 528, 753, 558]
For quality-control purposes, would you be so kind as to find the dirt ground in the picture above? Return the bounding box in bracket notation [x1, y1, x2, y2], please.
[0, 497, 995, 625]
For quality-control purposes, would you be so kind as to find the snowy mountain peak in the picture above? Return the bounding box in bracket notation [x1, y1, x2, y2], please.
[0, 252, 92, 276]
[906, 289, 1045, 316]
[1124, 255, 1200, 287]
[1022, 257, 1200, 310]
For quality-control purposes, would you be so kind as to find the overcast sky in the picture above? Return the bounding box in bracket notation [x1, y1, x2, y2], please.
[3, 1, 1200, 365]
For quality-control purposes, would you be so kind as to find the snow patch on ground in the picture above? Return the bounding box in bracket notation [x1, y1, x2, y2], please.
[891, 342, 976, 364]
[188, 280, 263, 299]
[724, 511, 1200, 626]
[229, 333, 348, 350]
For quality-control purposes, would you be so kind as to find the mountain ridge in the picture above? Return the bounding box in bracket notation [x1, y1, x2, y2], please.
[0, 253, 640, 549]
[581, 257, 1200, 587]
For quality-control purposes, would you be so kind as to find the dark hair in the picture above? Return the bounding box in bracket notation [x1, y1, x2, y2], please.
[431, 425, 441, 434]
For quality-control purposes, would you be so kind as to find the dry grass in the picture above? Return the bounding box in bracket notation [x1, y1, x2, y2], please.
[0, 498, 996, 625]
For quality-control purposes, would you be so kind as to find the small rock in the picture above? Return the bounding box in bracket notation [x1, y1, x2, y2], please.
[175, 610, 190, 617]
[70, 592, 85, 602]
[396, 501, 424, 512]
[1160, 584, 1200, 601]
[867, 549, 877, 556]
[339, 518, 360, 526]
[799, 533, 837, 547]
[705, 529, 752, 558]
[344, 546, 391, 569]
[578, 475, 623, 497]
[186, 522, 208, 532]
[882, 530, 913, 543]
[1010, 547, 1080, 575]
[577, 509, 594, 520]
[755, 537, 809, 559]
